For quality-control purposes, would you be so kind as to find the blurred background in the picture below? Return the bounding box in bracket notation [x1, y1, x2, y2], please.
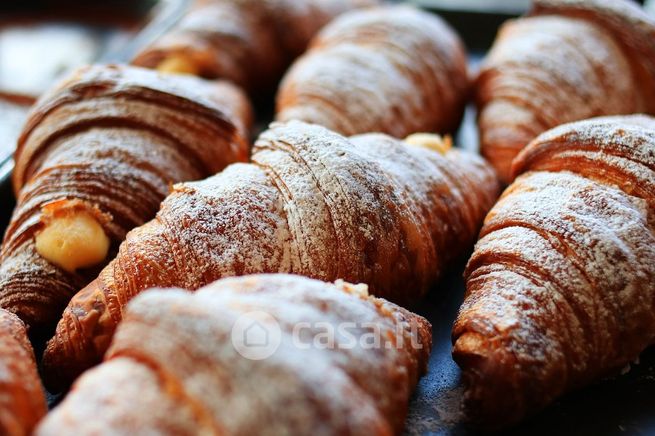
[0, 0, 652, 218]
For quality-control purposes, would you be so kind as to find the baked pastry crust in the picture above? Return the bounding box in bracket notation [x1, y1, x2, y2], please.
[453, 115, 655, 428]
[476, 0, 655, 183]
[42, 120, 499, 389]
[276, 5, 469, 137]
[0, 309, 46, 436]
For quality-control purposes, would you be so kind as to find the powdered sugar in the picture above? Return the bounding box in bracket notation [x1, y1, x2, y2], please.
[276, 5, 469, 137]
[454, 114, 655, 427]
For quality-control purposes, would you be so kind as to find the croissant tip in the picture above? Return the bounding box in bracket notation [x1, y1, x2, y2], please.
[41, 291, 104, 392]
[452, 331, 525, 429]
[41, 338, 69, 393]
[42, 336, 101, 393]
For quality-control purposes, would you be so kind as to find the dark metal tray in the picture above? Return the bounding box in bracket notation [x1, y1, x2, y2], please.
[0, 3, 653, 435]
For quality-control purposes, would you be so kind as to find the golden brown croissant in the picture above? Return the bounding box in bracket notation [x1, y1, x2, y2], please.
[37, 274, 431, 435]
[42, 120, 499, 389]
[452, 114, 655, 429]
[275, 5, 469, 137]
[0, 309, 47, 436]
[476, 0, 655, 183]
[0, 64, 252, 329]
[132, 0, 379, 92]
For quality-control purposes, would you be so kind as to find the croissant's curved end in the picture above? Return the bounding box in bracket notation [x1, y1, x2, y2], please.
[36, 274, 430, 435]
[452, 331, 529, 429]
[0, 309, 47, 435]
[454, 115, 655, 429]
[41, 278, 112, 392]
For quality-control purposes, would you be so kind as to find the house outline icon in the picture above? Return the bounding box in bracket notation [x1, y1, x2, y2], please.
[243, 321, 269, 347]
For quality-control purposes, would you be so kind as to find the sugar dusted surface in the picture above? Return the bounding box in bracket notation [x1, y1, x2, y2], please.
[453, 115, 655, 428]
[276, 5, 469, 137]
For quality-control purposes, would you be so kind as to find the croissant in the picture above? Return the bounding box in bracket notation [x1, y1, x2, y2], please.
[0, 64, 252, 329]
[476, 0, 655, 183]
[452, 114, 655, 429]
[0, 309, 46, 436]
[42, 120, 499, 389]
[132, 0, 379, 92]
[275, 5, 469, 137]
[37, 274, 431, 435]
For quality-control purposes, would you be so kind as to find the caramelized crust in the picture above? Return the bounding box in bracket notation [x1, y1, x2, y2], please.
[276, 5, 469, 137]
[43, 120, 499, 389]
[37, 274, 431, 435]
[0, 64, 252, 328]
[0, 309, 46, 436]
[452, 115, 655, 428]
[132, 0, 379, 93]
[476, 0, 655, 183]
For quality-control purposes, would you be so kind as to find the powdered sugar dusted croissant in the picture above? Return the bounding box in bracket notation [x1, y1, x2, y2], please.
[452, 115, 655, 428]
[132, 0, 379, 92]
[0, 64, 252, 329]
[0, 309, 46, 436]
[37, 274, 431, 435]
[276, 5, 469, 137]
[477, 0, 655, 183]
[42, 121, 499, 389]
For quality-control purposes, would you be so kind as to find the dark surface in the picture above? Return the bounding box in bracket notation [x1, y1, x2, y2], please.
[0, 176, 14, 232]
[0, 3, 654, 435]
[428, 9, 509, 52]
